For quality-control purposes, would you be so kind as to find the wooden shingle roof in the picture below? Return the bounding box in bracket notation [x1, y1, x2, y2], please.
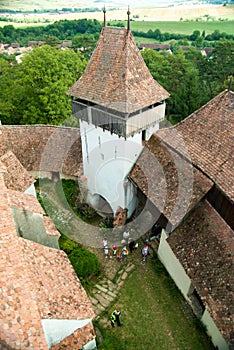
[0, 173, 95, 349]
[130, 134, 213, 228]
[0, 151, 35, 192]
[157, 90, 234, 202]
[168, 200, 234, 348]
[0, 126, 82, 177]
[67, 26, 169, 114]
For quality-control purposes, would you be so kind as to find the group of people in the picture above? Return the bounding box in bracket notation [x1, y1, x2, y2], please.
[102, 229, 137, 261]
[103, 230, 149, 264]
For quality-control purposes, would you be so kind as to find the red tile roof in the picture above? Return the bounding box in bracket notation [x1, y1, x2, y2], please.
[168, 200, 234, 348]
[67, 26, 169, 114]
[51, 323, 95, 349]
[0, 173, 95, 349]
[0, 126, 82, 177]
[157, 90, 234, 202]
[130, 134, 213, 227]
[0, 151, 35, 192]
[7, 189, 44, 214]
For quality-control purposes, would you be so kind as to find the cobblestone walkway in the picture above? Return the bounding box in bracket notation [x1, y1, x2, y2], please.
[88, 234, 160, 317]
[89, 262, 135, 315]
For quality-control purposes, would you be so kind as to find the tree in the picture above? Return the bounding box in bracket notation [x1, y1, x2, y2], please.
[141, 49, 202, 124]
[0, 45, 87, 125]
[0, 57, 19, 123]
[211, 39, 234, 87]
[190, 30, 201, 41]
[195, 39, 234, 99]
[72, 34, 97, 58]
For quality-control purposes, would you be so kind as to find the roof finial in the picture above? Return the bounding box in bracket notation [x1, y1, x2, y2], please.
[103, 6, 106, 27]
[127, 6, 131, 31]
[228, 74, 233, 91]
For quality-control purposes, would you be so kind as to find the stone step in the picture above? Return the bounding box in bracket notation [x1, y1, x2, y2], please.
[95, 293, 111, 307]
[94, 304, 105, 315]
[125, 264, 135, 273]
[95, 284, 109, 293]
[90, 297, 98, 305]
[121, 271, 128, 280]
[107, 290, 117, 298]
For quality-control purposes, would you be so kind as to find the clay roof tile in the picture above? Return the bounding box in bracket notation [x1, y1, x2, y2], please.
[67, 26, 169, 114]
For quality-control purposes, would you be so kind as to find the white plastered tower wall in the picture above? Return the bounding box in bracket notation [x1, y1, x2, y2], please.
[80, 120, 142, 217]
[79, 102, 166, 218]
[68, 24, 170, 218]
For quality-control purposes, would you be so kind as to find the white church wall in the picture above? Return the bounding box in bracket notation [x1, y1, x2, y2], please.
[158, 229, 192, 298]
[11, 208, 60, 249]
[201, 310, 229, 350]
[41, 319, 94, 348]
[158, 230, 230, 350]
[145, 122, 160, 141]
[79, 121, 143, 216]
[24, 183, 37, 197]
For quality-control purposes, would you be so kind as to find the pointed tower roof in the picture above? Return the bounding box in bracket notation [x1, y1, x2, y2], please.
[67, 26, 169, 114]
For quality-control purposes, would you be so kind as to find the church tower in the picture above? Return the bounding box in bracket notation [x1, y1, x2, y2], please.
[67, 10, 169, 218]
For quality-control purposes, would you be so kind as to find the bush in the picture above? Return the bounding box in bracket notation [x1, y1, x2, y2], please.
[69, 248, 100, 280]
[99, 216, 114, 229]
[77, 203, 98, 221]
[61, 179, 80, 208]
[59, 233, 78, 255]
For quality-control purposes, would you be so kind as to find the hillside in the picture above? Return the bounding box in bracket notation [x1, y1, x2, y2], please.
[0, 1, 234, 22]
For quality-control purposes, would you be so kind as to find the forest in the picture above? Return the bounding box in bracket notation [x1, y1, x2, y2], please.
[0, 18, 234, 46]
[0, 18, 233, 126]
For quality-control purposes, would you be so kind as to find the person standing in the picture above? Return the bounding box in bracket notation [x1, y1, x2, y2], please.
[141, 242, 149, 263]
[111, 310, 122, 327]
[103, 239, 110, 258]
[117, 252, 122, 262]
[112, 244, 117, 256]
[128, 237, 135, 253]
[123, 229, 130, 241]
[122, 245, 128, 259]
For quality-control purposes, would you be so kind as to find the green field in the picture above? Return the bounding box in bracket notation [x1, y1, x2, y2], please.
[112, 20, 234, 35]
[1, 18, 233, 37]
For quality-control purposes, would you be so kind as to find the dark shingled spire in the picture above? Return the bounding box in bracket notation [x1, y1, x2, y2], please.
[67, 26, 170, 114]
[103, 6, 106, 27]
[127, 6, 130, 31]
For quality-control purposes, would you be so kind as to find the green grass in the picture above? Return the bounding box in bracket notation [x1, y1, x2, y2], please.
[111, 20, 234, 35]
[95, 254, 215, 350]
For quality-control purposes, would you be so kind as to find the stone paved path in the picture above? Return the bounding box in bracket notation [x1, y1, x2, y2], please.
[88, 234, 160, 318]
[89, 261, 135, 316]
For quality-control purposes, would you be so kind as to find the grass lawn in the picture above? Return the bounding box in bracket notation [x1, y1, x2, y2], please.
[111, 20, 234, 35]
[95, 254, 215, 350]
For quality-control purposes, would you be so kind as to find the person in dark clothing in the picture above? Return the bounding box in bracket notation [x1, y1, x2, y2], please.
[111, 310, 122, 327]
[128, 237, 135, 253]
